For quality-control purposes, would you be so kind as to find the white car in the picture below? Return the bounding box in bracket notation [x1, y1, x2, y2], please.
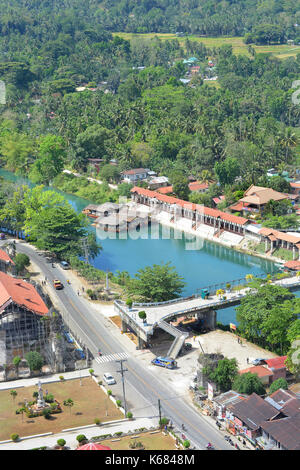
[103, 373, 116, 385]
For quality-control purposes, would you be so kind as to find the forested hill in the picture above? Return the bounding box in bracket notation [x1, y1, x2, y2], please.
[2, 0, 300, 37]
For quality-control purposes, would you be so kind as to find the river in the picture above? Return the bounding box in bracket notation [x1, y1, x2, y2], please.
[2, 168, 297, 325]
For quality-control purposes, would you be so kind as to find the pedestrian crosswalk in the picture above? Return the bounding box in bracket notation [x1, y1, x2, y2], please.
[95, 352, 129, 364]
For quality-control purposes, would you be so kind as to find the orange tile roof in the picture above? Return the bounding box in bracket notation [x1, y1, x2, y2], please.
[239, 365, 274, 378]
[259, 227, 300, 244]
[290, 182, 300, 189]
[0, 272, 48, 316]
[188, 181, 209, 191]
[157, 185, 173, 194]
[131, 187, 249, 225]
[284, 260, 300, 270]
[0, 249, 15, 265]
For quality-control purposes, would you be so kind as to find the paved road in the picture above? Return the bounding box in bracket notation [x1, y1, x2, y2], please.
[13, 241, 232, 450]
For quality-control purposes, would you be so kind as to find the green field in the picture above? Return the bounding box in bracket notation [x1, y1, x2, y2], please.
[113, 33, 300, 58]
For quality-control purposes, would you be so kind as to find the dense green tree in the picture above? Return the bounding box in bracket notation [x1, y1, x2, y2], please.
[170, 172, 190, 200]
[236, 285, 299, 353]
[22, 186, 88, 258]
[14, 253, 30, 274]
[214, 157, 240, 187]
[268, 378, 288, 394]
[233, 372, 266, 395]
[129, 262, 185, 302]
[206, 358, 238, 393]
[29, 135, 66, 184]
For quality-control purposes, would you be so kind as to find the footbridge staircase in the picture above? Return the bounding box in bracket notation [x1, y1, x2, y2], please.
[158, 320, 189, 360]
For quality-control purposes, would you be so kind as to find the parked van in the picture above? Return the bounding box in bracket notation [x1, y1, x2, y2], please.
[151, 356, 177, 369]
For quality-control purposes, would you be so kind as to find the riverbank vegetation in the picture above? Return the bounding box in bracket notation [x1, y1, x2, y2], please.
[0, 181, 100, 259]
[236, 284, 300, 357]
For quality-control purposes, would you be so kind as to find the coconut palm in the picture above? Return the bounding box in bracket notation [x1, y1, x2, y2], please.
[63, 398, 74, 414]
[10, 390, 17, 403]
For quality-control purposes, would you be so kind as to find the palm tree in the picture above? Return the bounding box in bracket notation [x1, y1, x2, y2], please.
[63, 398, 74, 415]
[278, 128, 298, 162]
[10, 390, 17, 403]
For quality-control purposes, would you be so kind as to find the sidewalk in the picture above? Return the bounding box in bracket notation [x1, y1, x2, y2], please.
[0, 369, 91, 391]
[0, 416, 157, 450]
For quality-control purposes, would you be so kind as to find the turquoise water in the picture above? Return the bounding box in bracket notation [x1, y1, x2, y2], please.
[2, 168, 298, 324]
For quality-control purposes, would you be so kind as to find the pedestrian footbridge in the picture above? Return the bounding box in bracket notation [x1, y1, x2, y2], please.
[114, 274, 300, 356]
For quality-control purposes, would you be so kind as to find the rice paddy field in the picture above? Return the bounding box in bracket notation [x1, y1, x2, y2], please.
[113, 33, 300, 59]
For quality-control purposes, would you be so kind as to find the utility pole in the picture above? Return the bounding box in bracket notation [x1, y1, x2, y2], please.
[158, 398, 162, 426]
[116, 359, 128, 416]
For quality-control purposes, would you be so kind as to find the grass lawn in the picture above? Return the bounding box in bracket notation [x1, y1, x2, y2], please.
[273, 248, 294, 261]
[96, 431, 177, 450]
[113, 32, 300, 58]
[0, 378, 123, 441]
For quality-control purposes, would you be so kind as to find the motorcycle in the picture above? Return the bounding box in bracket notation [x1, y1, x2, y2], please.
[98, 350, 102, 356]
[206, 443, 215, 450]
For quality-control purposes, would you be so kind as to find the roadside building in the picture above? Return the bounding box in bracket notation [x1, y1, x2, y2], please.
[0, 272, 49, 364]
[238, 365, 274, 387]
[258, 389, 300, 450]
[213, 390, 245, 420]
[226, 393, 281, 441]
[263, 356, 288, 383]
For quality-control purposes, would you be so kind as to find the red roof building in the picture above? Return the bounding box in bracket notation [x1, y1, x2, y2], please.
[0, 271, 48, 316]
[131, 186, 249, 228]
[0, 272, 49, 363]
[239, 365, 274, 386]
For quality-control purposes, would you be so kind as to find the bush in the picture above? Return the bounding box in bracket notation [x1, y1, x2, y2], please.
[183, 440, 190, 449]
[94, 418, 101, 425]
[59, 376, 64, 381]
[10, 433, 19, 442]
[76, 434, 87, 443]
[159, 417, 169, 428]
[57, 439, 66, 447]
[107, 390, 112, 396]
[126, 411, 133, 419]
[269, 378, 288, 394]
[25, 351, 43, 371]
[89, 369, 94, 375]
[138, 311, 147, 321]
[45, 393, 54, 403]
[98, 381, 102, 386]
[42, 408, 51, 419]
[114, 431, 123, 436]
[116, 399, 122, 407]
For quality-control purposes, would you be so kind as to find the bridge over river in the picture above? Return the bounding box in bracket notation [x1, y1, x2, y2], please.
[114, 273, 300, 357]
